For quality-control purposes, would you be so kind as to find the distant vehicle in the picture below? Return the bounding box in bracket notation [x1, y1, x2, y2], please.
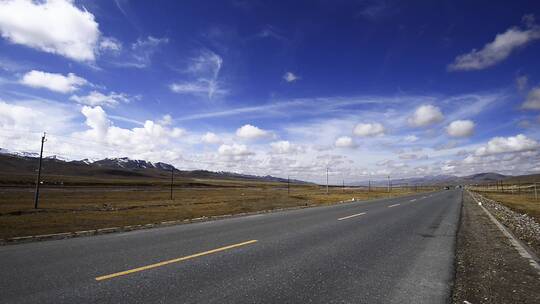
[444, 186, 450, 190]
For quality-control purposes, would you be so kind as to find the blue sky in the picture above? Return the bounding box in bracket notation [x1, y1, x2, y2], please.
[0, 0, 540, 183]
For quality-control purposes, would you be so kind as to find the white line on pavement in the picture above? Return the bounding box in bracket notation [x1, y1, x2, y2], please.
[338, 212, 367, 221]
[388, 204, 400, 208]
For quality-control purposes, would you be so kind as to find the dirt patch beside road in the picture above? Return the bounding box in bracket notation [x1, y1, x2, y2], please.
[452, 191, 540, 304]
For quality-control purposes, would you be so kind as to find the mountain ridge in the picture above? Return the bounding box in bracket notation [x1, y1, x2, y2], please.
[0, 148, 310, 185]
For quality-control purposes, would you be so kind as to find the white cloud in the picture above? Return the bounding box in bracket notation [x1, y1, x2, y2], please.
[99, 37, 122, 53]
[77, 105, 186, 152]
[218, 143, 253, 158]
[441, 164, 456, 173]
[283, 72, 299, 82]
[408, 104, 444, 127]
[20, 70, 87, 93]
[353, 122, 385, 137]
[81, 105, 109, 139]
[0, 0, 100, 62]
[236, 124, 271, 140]
[474, 134, 538, 156]
[201, 132, 222, 144]
[404, 135, 418, 142]
[448, 17, 540, 71]
[170, 49, 225, 99]
[446, 120, 475, 137]
[334, 136, 356, 148]
[521, 86, 540, 110]
[0, 99, 75, 133]
[159, 114, 173, 126]
[270, 140, 302, 154]
[69, 91, 131, 107]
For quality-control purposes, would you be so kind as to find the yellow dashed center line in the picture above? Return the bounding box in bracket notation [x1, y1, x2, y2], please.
[337, 212, 367, 221]
[95, 240, 258, 281]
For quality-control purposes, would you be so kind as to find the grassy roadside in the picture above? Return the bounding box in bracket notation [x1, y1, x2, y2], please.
[472, 190, 540, 223]
[0, 184, 427, 239]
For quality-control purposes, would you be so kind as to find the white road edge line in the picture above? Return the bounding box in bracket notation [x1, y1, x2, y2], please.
[409, 199, 417, 202]
[388, 204, 400, 208]
[468, 191, 540, 274]
[338, 212, 366, 221]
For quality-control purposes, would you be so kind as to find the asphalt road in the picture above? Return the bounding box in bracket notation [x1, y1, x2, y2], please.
[0, 189, 462, 303]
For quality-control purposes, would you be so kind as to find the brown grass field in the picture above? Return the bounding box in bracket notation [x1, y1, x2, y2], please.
[470, 183, 540, 222]
[0, 178, 430, 239]
[471, 190, 540, 222]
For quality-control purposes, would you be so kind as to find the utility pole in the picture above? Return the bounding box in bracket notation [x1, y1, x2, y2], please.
[368, 180, 371, 192]
[170, 166, 174, 200]
[325, 167, 329, 195]
[534, 182, 537, 201]
[34, 132, 46, 209]
[287, 175, 290, 196]
[342, 179, 345, 193]
[387, 176, 390, 193]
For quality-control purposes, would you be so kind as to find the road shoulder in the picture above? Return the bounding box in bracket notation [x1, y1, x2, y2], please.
[452, 191, 540, 303]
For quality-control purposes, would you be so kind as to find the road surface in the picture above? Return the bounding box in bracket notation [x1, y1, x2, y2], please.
[0, 189, 462, 303]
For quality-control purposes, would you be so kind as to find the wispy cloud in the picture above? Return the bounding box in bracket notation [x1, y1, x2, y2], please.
[356, 0, 398, 20]
[175, 95, 400, 121]
[69, 90, 137, 107]
[170, 49, 226, 99]
[113, 36, 169, 68]
[448, 15, 540, 71]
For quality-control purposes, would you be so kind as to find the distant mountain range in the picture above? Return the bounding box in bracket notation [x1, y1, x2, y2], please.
[0, 148, 310, 185]
[353, 172, 538, 186]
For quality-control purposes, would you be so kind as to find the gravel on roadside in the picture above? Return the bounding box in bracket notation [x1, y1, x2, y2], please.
[469, 191, 540, 257]
[452, 191, 540, 304]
